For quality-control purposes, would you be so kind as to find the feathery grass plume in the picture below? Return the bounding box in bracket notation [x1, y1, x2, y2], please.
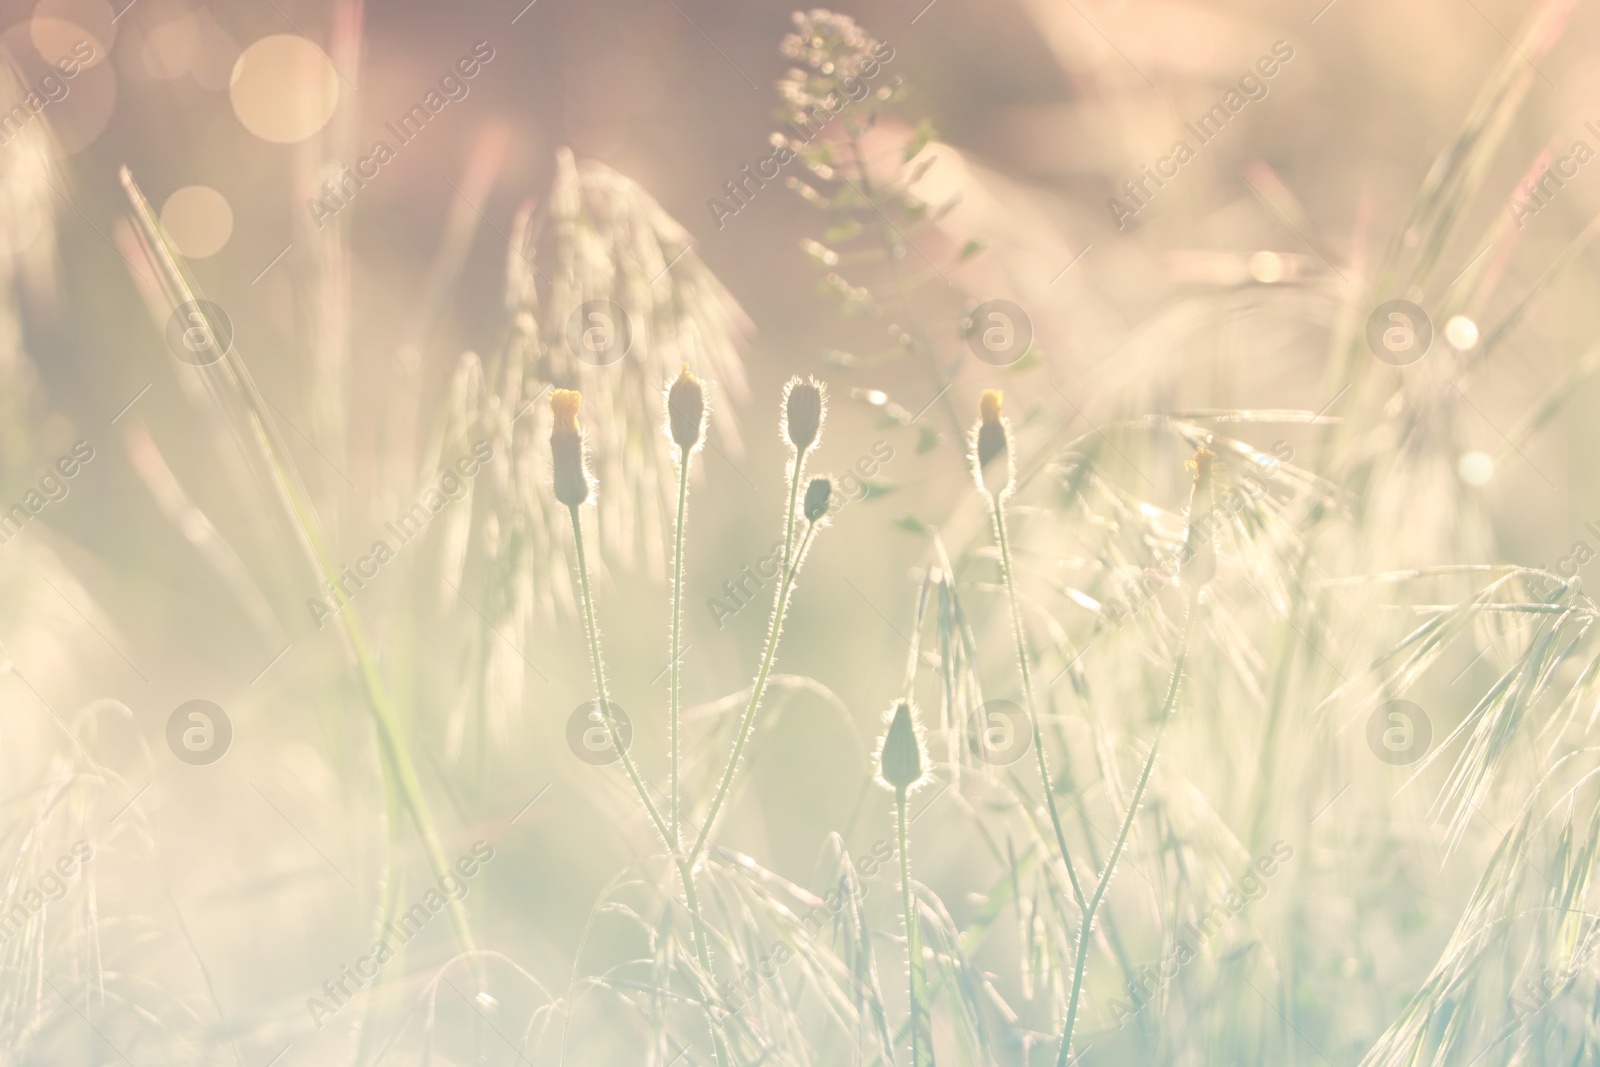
[516, 148, 750, 579]
[782, 375, 826, 454]
[971, 389, 1013, 497]
[877, 700, 933, 1065]
[550, 389, 592, 507]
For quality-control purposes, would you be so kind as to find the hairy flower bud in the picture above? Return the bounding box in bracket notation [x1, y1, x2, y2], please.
[804, 476, 832, 522]
[551, 389, 592, 507]
[877, 701, 927, 793]
[782, 377, 825, 453]
[666, 365, 707, 454]
[971, 390, 1012, 496]
[1180, 446, 1219, 588]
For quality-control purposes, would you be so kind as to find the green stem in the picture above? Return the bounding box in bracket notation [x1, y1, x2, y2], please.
[677, 855, 733, 1067]
[689, 520, 818, 867]
[117, 174, 476, 962]
[991, 495, 1087, 912]
[671, 454, 691, 850]
[779, 451, 805, 583]
[897, 788, 931, 1067]
[1055, 600, 1197, 1067]
[665, 456, 732, 1067]
[567, 504, 672, 848]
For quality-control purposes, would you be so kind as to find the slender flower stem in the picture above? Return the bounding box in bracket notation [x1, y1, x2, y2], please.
[567, 503, 672, 848]
[689, 520, 818, 867]
[677, 853, 733, 1067]
[897, 787, 931, 1067]
[670, 454, 691, 850]
[664, 453, 733, 1067]
[779, 453, 805, 583]
[991, 494, 1088, 911]
[1055, 599, 1197, 1067]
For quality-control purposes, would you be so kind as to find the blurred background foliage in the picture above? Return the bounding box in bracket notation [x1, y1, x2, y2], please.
[6, 0, 1600, 1063]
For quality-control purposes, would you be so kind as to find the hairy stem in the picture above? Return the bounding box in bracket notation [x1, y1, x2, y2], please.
[567, 504, 672, 848]
[677, 854, 732, 1067]
[897, 787, 931, 1067]
[991, 494, 1087, 912]
[1056, 600, 1197, 1067]
[671, 453, 691, 850]
[689, 520, 819, 867]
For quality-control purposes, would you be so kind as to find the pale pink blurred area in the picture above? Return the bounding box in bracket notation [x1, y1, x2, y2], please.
[5, 0, 1600, 1062]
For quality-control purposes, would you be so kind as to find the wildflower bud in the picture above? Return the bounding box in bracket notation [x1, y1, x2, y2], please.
[877, 701, 927, 793]
[666, 365, 706, 453]
[803, 476, 832, 522]
[1180, 446, 1219, 588]
[550, 389, 591, 507]
[971, 390, 1012, 496]
[782, 377, 825, 453]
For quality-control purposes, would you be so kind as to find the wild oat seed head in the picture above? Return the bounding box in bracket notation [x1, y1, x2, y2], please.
[666, 364, 707, 454]
[551, 389, 592, 507]
[783, 376, 826, 453]
[804, 476, 832, 522]
[971, 389, 1013, 497]
[876, 700, 928, 793]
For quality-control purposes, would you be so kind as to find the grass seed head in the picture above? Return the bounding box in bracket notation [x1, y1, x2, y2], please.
[877, 700, 928, 793]
[782, 376, 826, 453]
[666, 364, 708, 454]
[971, 389, 1013, 497]
[804, 476, 833, 522]
[551, 389, 592, 506]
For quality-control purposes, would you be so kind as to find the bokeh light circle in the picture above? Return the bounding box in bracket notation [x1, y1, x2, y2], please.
[229, 35, 340, 144]
[30, 0, 115, 69]
[160, 185, 233, 258]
